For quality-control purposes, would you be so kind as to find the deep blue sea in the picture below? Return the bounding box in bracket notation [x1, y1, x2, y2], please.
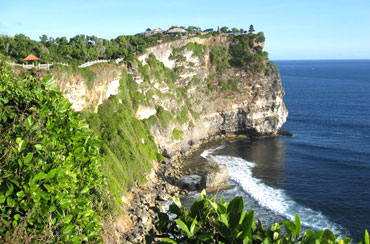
[183, 60, 370, 241]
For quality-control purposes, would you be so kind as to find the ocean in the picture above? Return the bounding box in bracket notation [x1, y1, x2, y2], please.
[182, 60, 370, 241]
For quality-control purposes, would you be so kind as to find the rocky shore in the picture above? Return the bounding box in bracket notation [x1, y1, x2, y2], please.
[115, 133, 252, 244]
[118, 159, 182, 244]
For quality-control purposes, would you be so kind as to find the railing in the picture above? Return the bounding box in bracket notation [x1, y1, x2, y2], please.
[8, 57, 124, 70]
[9, 63, 51, 70]
[78, 59, 110, 68]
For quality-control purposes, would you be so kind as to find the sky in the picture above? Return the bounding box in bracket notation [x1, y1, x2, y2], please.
[1, 0, 370, 60]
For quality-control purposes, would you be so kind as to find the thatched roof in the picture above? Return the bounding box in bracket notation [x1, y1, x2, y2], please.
[24, 54, 40, 61]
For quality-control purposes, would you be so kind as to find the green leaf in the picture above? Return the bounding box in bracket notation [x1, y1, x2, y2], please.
[7, 197, 16, 207]
[176, 219, 191, 238]
[16, 191, 26, 198]
[228, 196, 244, 215]
[64, 214, 74, 224]
[263, 237, 271, 244]
[23, 152, 33, 165]
[34, 144, 43, 150]
[24, 115, 33, 130]
[6, 183, 14, 196]
[162, 238, 177, 244]
[172, 197, 182, 208]
[62, 224, 74, 234]
[243, 236, 250, 244]
[190, 218, 199, 236]
[294, 214, 301, 239]
[322, 229, 336, 241]
[189, 198, 206, 218]
[213, 221, 231, 238]
[2, 113, 7, 123]
[338, 237, 352, 244]
[29, 172, 46, 186]
[46, 168, 57, 179]
[219, 213, 229, 228]
[282, 220, 296, 235]
[364, 230, 369, 244]
[17, 138, 26, 152]
[0, 194, 5, 204]
[169, 203, 182, 216]
[14, 214, 20, 221]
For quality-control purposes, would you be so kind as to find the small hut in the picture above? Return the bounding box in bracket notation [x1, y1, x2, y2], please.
[23, 54, 40, 68]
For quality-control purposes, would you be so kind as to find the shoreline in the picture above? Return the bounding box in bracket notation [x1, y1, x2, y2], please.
[117, 132, 281, 243]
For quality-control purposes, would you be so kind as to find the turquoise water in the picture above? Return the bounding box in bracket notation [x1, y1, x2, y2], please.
[184, 60, 370, 241]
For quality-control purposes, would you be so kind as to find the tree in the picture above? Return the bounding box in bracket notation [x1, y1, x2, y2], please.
[220, 26, 228, 33]
[232, 27, 239, 33]
[39, 34, 48, 45]
[249, 24, 255, 33]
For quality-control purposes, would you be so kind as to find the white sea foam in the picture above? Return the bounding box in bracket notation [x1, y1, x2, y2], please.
[200, 144, 225, 158]
[201, 148, 347, 235]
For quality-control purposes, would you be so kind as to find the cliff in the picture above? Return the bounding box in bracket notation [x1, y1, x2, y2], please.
[47, 34, 287, 242]
[136, 36, 287, 157]
[49, 35, 287, 160]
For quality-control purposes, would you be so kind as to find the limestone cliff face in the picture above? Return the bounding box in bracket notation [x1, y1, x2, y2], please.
[52, 64, 122, 111]
[55, 36, 287, 156]
[150, 65, 287, 157]
[135, 36, 288, 157]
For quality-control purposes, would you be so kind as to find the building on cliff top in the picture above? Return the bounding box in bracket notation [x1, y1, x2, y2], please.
[144, 28, 163, 36]
[166, 27, 187, 34]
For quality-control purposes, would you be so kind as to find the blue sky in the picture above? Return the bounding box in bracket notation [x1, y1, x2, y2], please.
[1, 0, 369, 60]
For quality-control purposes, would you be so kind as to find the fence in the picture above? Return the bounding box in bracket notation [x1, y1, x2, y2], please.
[8, 57, 124, 70]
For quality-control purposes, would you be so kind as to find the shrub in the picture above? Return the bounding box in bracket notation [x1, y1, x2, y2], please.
[0, 63, 107, 243]
[176, 107, 189, 125]
[172, 128, 184, 140]
[156, 106, 174, 129]
[146, 190, 367, 244]
[185, 42, 206, 60]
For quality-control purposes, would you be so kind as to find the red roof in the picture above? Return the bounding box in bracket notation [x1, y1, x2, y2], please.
[24, 54, 40, 61]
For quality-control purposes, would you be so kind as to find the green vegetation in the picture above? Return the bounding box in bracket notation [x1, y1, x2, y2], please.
[147, 191, 368, 244]
[185, 42, 207, 60]
[156, 106, 174, 129]
[172, 128, 184, 140]
[84, 70, 160, 203]
[176, 107, 189, 125]
[219, 79, 239, 92]
[0, 63, 108, 243]
[143, 54, 178, 88]
[228, 32, 271, 74]
[209, 46, 230, 73]
[170, 42, 207, 63]
[51, 64, 97, 89]
[0, 33, 172, 65]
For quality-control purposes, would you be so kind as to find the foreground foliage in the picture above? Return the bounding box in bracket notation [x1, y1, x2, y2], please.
[0, 63, 108, 243]
[147, 190, 369, 244]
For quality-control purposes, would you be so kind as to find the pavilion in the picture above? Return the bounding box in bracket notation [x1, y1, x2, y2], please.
[23, 54, 40, 67]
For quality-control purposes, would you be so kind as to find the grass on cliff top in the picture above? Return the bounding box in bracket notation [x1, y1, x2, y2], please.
[50, 64, 97, 89]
